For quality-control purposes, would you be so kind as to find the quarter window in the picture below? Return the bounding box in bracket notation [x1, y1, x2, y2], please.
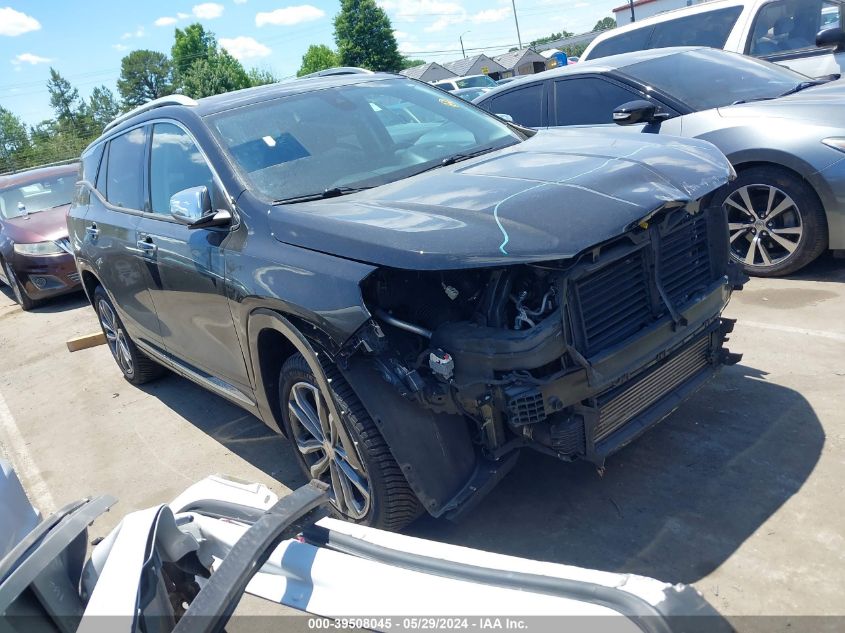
[488, 83, 544, 127]
[749, 0, 842, 56]
[649, 7, 742, 48]
[105, 127, 147, 210]
[149, 123, 214, 215]
[554, 78, 640, 126]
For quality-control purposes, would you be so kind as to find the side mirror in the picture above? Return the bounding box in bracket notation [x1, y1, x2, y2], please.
[816, 27, 845, 52]
[612, 100, 670, 126]
[170, 186, 231, 230]
[496, 113, 515, 123]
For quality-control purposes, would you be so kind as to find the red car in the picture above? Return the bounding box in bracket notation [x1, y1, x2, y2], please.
[0, 164, 81, 310]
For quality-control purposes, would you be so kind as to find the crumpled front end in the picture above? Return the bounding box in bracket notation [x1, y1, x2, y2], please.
[339, 198, 744, 516]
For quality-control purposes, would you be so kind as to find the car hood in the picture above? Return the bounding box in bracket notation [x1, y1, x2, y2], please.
[267, 129, 732, 270]
[1, 205, 70, 244]
[718, 78, 845, 126]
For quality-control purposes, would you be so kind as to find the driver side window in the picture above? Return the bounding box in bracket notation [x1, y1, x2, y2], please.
[750, 0, 842, 57]
[149, 123, 214, 216]
[554, 78, 641, 126]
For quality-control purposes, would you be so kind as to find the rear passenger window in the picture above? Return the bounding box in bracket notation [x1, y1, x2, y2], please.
[749, 0, 842, 56]
[105, 127, 146, 210]
[488, 83, 544, 127]
[149, 123, 214, 215]
[79, 143, 104, 184]
[554, 78, 639, 126]
[588, 27, 654, 60]
[650, 7, 743, 48]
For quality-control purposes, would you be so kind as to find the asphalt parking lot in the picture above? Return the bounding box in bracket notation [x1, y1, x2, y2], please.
[1, 256, 844, 623]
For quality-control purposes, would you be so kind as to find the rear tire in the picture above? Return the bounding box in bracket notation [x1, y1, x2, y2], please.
[716, 166, 828, 277]
[2, 260, 36, 311]
[93, 285, 166, 385]
[279, 353, 422, 530]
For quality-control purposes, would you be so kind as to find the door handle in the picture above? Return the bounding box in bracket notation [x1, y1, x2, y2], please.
[136, 238, 157, 255]
[86, 224, 99, 239]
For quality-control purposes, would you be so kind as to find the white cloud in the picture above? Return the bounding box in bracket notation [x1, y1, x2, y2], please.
[121, 26, 146, 39]
[177, 12, 190, 18]
[0, 7, 41, 36]
[256, 5, 325, 26]
[233, 0, 247, 3]
[380, 0, 466, 31]
[219, 35, 271, 60]
[113, 44, 129, 51]
[193, 3, 225, 19]
[472, 7, 510, 23]
[154, 16, 178, 26]
[11, 52, 50, 66]
[393, 30, 408, 39]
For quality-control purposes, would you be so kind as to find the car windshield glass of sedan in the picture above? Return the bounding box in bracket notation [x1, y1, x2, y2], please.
[619, 49, 810, 111]
[208, 78, 520, 201]
[0, 174, 76, 220]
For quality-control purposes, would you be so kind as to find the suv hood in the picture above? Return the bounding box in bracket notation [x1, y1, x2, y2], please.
[1, 205, 70, 244]
[268, 129, 732, 270]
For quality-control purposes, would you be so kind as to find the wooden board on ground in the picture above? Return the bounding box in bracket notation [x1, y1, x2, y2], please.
[66, 332, 106, 352]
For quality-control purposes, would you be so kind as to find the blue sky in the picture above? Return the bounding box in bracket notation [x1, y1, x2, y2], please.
[1, 0, 622, 126]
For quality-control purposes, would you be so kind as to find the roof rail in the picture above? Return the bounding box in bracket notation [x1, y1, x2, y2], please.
[297, 67, 374, 79]
[103, 94, 198, 133]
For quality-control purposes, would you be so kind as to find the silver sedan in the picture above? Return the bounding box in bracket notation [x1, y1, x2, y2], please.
[474, 47, 845, 276]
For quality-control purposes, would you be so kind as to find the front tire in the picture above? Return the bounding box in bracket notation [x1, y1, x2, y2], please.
[2, 260, 36, 311]
[279, 353, 422, 530]
[93, 285, 166, 385]
[717, 166, 828, 276]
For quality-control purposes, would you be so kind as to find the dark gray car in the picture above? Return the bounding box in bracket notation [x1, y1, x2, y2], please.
[475, 47, 845, 276]
[68, 74, 742, 530]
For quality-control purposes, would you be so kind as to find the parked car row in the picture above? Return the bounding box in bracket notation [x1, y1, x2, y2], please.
[7, 35, 839, 533]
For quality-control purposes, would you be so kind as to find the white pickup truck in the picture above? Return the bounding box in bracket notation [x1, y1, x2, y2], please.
[582, 0, 845, 78]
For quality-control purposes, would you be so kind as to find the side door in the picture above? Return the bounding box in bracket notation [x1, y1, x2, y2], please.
[81, 126, 163, 349]
[745, 0, 845, 77]
[135, 121, 251, 397]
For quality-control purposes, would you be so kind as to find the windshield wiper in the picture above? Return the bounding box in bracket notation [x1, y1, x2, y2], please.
[274, 186, 374, 205]
[778, 79, 830, 97]
[408, 145, 505, 178]
[731, 79, 831, 105]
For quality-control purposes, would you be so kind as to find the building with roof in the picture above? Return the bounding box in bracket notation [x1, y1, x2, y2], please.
[442, 54, 507, 80]
[612, 0, 706, 26]
[399, 61, 456, 83]
[493, 48, 548, 78]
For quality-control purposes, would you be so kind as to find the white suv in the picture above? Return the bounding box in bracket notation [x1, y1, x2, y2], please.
[582, 0, 845, 78]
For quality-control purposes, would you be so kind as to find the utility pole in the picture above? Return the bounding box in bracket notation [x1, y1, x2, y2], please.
[460, 30, 470, 58]
[511, 0, 523, 49]
[629, 0, 636, 22]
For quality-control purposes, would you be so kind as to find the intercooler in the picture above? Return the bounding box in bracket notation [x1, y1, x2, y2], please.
[593, 335, 711, 442]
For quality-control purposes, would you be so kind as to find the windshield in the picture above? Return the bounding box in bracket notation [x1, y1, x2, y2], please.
[0, 173, 76, 220]
[209, 78, 520, 202]
[456, 75, 497, 89]
[618, 49, 813, 111]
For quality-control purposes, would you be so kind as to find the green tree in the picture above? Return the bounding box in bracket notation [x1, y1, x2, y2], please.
[46, 68, 83, 126]
[180, 49, 251, 98]
[529, 30, 573, 47]
[247, 67, 278, 86]
[0, 106, 31, 172]
[297, 44, 340, 77]
[594, 17, 616, 31]
[117, 50, 174, 108]
[401, 57, 426, 70]
[334, 0, 403, 72]
[172, 23, 216, 79]
[88, 86, 121, 130]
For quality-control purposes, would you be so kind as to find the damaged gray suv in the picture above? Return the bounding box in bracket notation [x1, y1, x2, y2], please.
[68, 75, 743, 529]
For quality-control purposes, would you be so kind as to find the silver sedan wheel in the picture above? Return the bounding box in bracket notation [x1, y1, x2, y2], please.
[98, 299, 133, 376]
[724, 184, 803, 268]
[287, 381, 371, 520]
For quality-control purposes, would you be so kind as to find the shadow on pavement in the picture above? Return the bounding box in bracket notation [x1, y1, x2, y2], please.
[136, 358, 823, 587]
[137, 375, 306, 491]
[0, 285, 88, 313]
[787, 252, 845, 283]
[409, 363, 824, 585]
